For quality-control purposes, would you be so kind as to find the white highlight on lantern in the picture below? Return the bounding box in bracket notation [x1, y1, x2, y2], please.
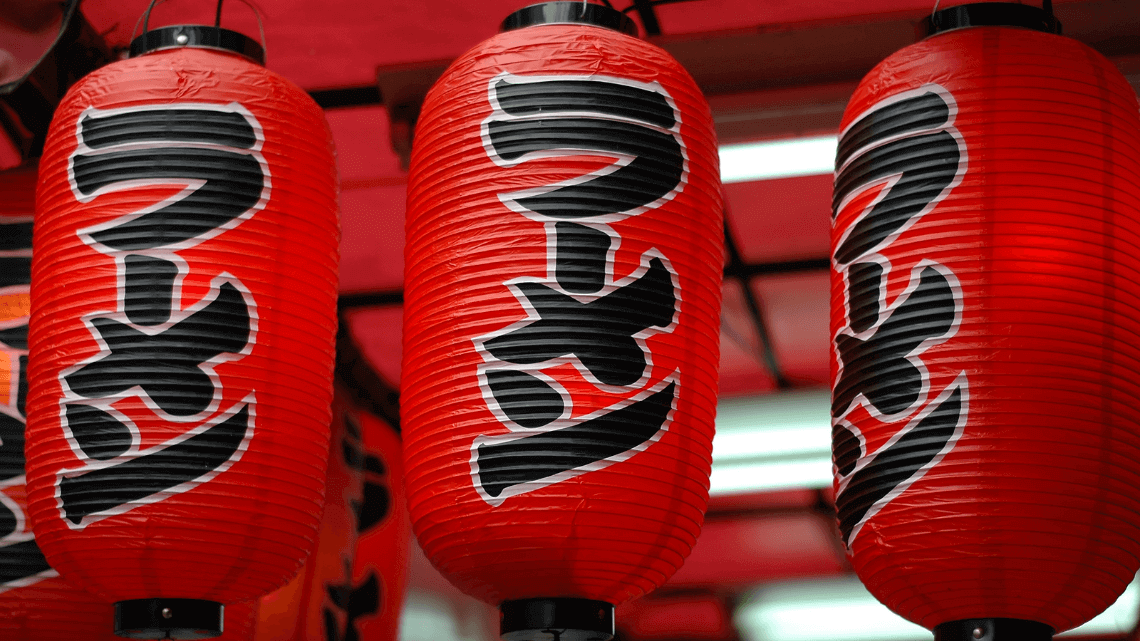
[719, 135, 838, 183]
[734, 574, 1140, 641]
[708, 389, 834, 496]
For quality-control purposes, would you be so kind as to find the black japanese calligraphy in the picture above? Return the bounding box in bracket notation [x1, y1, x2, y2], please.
[832, 90, 963, 266]
[58, 403, 252, 526]
[831, 85, 969, 547]
[323, 414, 387, 641]
[54, 103, 266, 528]
[342, 415, 391, 535]
[484, 76, 683, 221]
[0, 540, 51, 587]
[473, 75, 686, 503]
[476, 380, 676, 500]
[71, 107, 265, 252]
[63, 280, 252, 418]
[0, 256, 29, 290]
[836, 378, 967, 545]
[324, 566, 379, 641]
[832, 264, 958, 419]
[0, 218, 52, 591]
[482, 256, 676, 388]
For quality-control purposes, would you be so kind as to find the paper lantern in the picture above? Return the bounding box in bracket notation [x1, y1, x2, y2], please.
[0, 165, 268, 641]
[26, 21, 338, 639]
[403, 2, 723, 638]
[253, 396, 409, 641]
[0, 164, 110, 640]
[349, 407, 409, 641]
[254, 387, 365, 641]
[830, 4, 1140, 639]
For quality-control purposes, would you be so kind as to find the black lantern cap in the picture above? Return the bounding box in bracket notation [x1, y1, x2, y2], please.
[925, 3, 1061, 36]
[501, 2, 638, 37]
[500, 598, 615, 641]
[935, 618, 1054, 641]
[129, 25, 265, 65]
[114, 598, 224, 639]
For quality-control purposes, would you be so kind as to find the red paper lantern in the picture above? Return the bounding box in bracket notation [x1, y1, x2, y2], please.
[0, 164, 111, 641]
[253, 395, 409, 641]
[830, 4, 1140, 639]
[26, 21, 338, 639]
[253, 387, 366, 641]
[403, 2, 723, 638]
[0, 165, 266, 641]
[349, 407, 409, 641]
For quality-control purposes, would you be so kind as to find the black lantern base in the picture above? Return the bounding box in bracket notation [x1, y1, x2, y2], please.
[114, 598, 224, 639]
[935, 618, 1053, 641]
[500, 598, 614, 641]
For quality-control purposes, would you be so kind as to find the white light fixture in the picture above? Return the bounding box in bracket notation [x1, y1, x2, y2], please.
[719, 135, 838, 184]
[709, 389, 834, 496]
[735, 575, 1140, 641]
[399, 590, 490, 641]
[1059, 578, 1140, 638]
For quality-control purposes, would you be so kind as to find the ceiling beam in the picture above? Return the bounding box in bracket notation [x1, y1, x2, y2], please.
[321, 0, 1139, 161]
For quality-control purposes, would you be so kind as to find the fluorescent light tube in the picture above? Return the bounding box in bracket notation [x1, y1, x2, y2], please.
[736, 576, 927, 641]
[1059, 578, 1140, 638]
[719, 135, 838, 183]
[735, 575, 1140, 641]
[709, 389, 834, 496]
[399, 591, 473, 641]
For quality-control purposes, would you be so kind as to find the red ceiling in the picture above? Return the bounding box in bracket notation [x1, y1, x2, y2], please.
[79, 0, 1020, 89]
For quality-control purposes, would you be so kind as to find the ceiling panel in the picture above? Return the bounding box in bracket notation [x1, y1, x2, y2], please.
[665, 512, 845, 588]
[338, 184, 405, 293]
[726, 174, 832, 265]
[346, 305, 403, 388]
[718, 278, 777, 397]
[327, 104, 408, 294]
[325, 105, 402, 183]
[750, 272, 830, 386]
[617, 594, 734, 641]
[652, 0, 1096, 37]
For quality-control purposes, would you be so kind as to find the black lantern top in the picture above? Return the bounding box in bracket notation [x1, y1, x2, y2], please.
[129, 25, 265, 65]
[925, 2, 1062, 37]
[501, 2, 639, 37]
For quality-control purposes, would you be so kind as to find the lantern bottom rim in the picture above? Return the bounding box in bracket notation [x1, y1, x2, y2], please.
[934, 618, 1053, 641]
[114, 598, 224, 639]
[500, 598, 614, 641]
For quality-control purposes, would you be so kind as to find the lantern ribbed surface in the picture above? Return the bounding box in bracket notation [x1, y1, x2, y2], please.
[0, 165, 263, 641]
[350, 407, 408, 641]
[26, 44, 339, 611]
[0, 165, 110, 640]
[252, 398, 407, 641]
[403, 17, 723, 607]
[251, 389, 364, 641]
[830, 24, 1140, 633]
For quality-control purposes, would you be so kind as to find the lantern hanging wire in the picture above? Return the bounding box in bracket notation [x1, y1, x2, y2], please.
[132, 0, 268, 62]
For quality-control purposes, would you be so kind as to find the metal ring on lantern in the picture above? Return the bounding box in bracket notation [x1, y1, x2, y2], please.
[925, 1, 1061, 36]
[129, 0, 267, 64]
[500, 1, 639, 36]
